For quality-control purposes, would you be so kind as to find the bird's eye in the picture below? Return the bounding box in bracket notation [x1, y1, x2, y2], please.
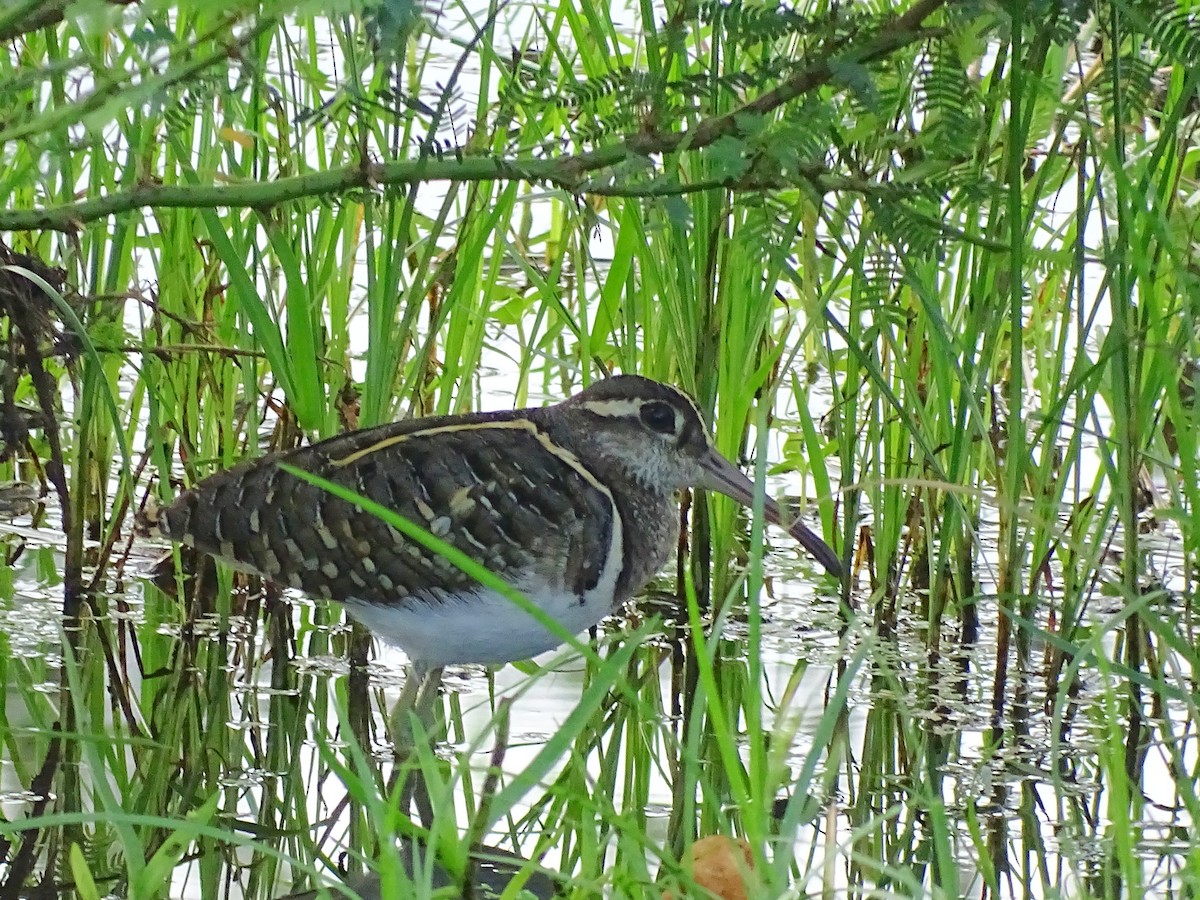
[640, 401, 677, 435]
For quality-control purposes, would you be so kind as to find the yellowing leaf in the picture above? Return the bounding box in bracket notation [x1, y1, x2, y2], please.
[219, 127, 254, 149]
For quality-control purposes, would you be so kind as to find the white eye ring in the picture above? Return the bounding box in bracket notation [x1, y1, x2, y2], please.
[640, 401, 677, 435]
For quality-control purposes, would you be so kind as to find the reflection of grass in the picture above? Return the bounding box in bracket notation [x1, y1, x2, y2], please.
[1, 1, 1199, 897]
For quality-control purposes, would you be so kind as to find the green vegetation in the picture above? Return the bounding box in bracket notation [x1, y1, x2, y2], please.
[1, 0, 1198, 897]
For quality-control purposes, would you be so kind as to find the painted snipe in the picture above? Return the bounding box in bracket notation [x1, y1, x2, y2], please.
[140, 376, 842, 670]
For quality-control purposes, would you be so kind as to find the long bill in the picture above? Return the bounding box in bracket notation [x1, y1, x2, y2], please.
[699, 449, 844, 578]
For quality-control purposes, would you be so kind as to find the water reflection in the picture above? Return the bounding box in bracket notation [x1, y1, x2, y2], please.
[0, 513, 1197, 897]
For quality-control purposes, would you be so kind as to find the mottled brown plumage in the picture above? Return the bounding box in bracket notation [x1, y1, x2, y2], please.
[142, 376, 841, 668]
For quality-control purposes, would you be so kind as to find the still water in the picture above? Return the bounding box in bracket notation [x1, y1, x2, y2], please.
[2, 484, 1195, 898]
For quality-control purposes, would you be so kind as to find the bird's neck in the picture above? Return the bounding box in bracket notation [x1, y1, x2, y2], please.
[531, 407, 682, 601]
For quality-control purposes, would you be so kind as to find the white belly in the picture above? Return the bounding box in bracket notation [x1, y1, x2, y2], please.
[344, 585, 614, 668]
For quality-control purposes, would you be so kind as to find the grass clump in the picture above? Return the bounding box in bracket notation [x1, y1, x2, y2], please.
[0, 1, 1198, 897]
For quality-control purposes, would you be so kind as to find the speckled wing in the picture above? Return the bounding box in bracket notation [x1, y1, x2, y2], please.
[148, 411, 618, 608]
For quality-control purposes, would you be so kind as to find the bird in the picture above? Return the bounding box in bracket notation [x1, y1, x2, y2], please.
[139, 375, 842, 671]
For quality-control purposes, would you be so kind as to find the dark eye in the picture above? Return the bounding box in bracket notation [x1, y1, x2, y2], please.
[640, 401, 677, 435]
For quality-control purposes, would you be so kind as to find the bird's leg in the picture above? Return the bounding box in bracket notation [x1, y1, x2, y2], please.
[414, 666, 445, 728]
[389, 662, 429, 751]
[391, 664, 445, 827]
[389, 663, 446, 750]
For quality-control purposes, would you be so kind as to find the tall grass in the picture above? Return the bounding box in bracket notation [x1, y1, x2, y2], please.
[1, 1, 1199, 898]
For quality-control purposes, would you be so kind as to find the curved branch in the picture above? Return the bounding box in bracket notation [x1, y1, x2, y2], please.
[0, 0, 949, 233]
